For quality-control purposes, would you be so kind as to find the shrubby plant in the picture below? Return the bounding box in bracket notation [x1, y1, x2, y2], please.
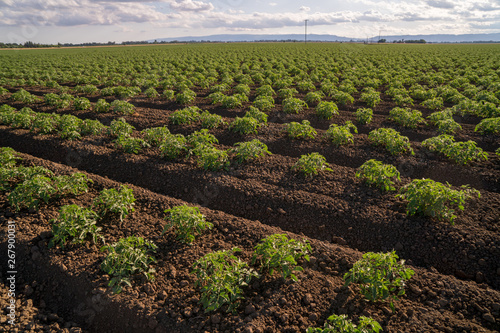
[285, 120, 317, 140]
[325, 121, 357, 146]
[252, 234, 311, 281]
[162, 205, 213, 243]
[344, 251, 414, 309]
[192, 248, 259, 313]
[282, 97, 308, 114]
[355, 108, 373, 125]
[356, 159, 400, 191]
[93, 185, 135, 221]
[108, 118, 135, 137]
[475, 117, 500, 135]
[231, 139, 271, 163]
[389, 107, 425, 129]
[422, 135, 488, 165]
[159, 134, 187, 160]
[398, 178, 480, 223]
[49, 204, 103, 248]
[101, 236, 157, 294]
[307, 314, 382, 333]
[293, 152, 332, 177]
[170, 106, 200, 125]
[368, 128, 414, 155]
[316, 101, 339, 120]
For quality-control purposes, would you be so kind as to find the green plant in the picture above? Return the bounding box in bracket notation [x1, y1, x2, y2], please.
[11, 107, 35, 129]
[360, 91, 381, 108]
[162, 205, 213, 243]
[0, 166, 53, 192]
[31, 113, 60, 134]
[282, 97, 308, 114]
[229, 117, 260, 135]
[356, 159, 401, 191]
[144, 87, 159, 99]
[58, 114, 83, 140]
[305, 91, 324, 105]
[389, 107, 425, 129]
[331, 90, 354, 106]
[231, 139, 271, 163]
[368, 128, 414, 155]
[159, 134, 187, 159]
[344, 251, 414, 308]
[397, 178, 480, 223]
[162, 89, 175, 101]
[208, 92, 225, 104]
[94, 99, 110, 113]
[306, 314, 382, 333]
[297, 80, 315, 92]
[316, 101, 339, 120]
[114, 135, 150, 154]
[252, 95, 274, 111]
[74, 84, 99, 95]
[192, 145, 230, 171]
[93, 185, 135, 221]
[422, 135, 488, 165]
[81, 119, 107, 136]
[234, 84, 251, 96]
[187, 129, 218, 149]
[421, 97, 444, 110]
[252, 234, 311, 281]
[475, 117, 500, 135]
[293, 152, 332, 177]
[0, 87, 9, 95]
[170, 106, 200, 125]
[355, 108, 373, 125]
[108, 118, 135, 137]
[141, 126, 171, 146]
[221, 95, 243, 109]
[435, 118, 462, 134]
[285, 120, 317, 140]
[256, 84, 275, 96]
[277, 88, 298, 100]
[10, 89, 39, 104]
[244, 106, 268, 125]
[73, 97, 92, 111]
[175, 89, 196, 105]
[325, 121, 358, 146]
[428, 109, 453, 124]
[0, 147, 20, 168]
[496, 147, 500, 157]
[49, 204, 103, 248]
[7, 175, 56, 211]
[393, 94, 414, 107]
[100, 236, 157, 294]
[53, 173, 91, 197]
[200, 111, 226, 129]
[110, 100, 136, 115]
[192, 248, 259, 313]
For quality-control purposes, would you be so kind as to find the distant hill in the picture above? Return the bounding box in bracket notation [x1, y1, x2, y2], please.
[150, 33, 500, 43]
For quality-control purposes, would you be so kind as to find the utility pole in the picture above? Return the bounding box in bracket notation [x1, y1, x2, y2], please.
[305, 19, 308, 44]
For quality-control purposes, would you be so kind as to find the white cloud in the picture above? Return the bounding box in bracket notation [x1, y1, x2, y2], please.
[269, 2, 277, 6]
[299, 6, 310, 12]
[169, 0, 214, 12]
[426, 0, 455, 9]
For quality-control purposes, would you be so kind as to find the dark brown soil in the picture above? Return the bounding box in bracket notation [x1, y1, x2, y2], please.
[1, 87, 500, 332]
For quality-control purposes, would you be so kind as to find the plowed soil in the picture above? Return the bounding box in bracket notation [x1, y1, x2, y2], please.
[1, 86, 499, 333]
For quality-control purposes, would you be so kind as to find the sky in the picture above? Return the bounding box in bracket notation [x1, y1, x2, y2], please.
[1, 0, 500, 44]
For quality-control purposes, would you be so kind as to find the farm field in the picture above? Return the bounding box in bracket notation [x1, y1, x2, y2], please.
[0, 43, 499, 332]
